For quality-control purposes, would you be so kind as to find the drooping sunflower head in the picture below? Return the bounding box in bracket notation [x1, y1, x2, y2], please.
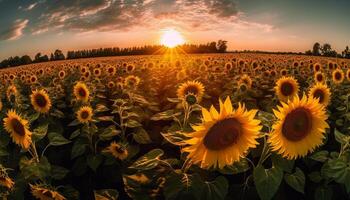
[73, 82, 90, 102]
[332, 69, 344, 84]
[0, 166, 14, 189]
[177, 80, 205, 103]
[308, 83, 331, 106]
[3, 110, 32, 149]
[30, 89, 52, 114]
[314, 72, 325, 83]
[182, 97, 262, 169]
[76, 106, 93, 124]
[103, 141, 128, 160]
[268, 95, 329, 159]
[275, 76, 299, 102]
[30, 184, 66, 200]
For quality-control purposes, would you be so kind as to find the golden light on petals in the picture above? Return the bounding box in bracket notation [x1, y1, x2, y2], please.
[308, 83, 331, 106]
[268, 95, 329, 159]
[275, 76, 299, 102]
[3, 110, 32, 149]
[30, 89, 52, 113]
[177, 80, 205, 103]
[30, 184, 66, 200]
[76, 106, 93, 124]
[73, 82, 90, 102]
[182, 97, 262, 169]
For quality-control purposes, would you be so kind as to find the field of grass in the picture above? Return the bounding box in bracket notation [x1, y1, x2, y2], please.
[0, 53, 350, 199]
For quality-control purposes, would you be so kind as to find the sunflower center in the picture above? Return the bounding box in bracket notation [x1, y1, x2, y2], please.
[280, 82, 294, 96]
[115, 146, 125, 154]
[10, 118, 26, 136]
[80, 111, 90, 119]
[335, 72, 342, 80]
[203, 118, 242, 150]
[316, 74, 323, 82]
[78, 88, 87, 97]
[35, 94, 48, 108]
[282, 108, 312, 141]
[313, 89, 325, 103]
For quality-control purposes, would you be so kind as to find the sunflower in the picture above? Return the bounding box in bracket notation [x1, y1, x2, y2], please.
[3, 110, 32, 149]
[347, 69, 350, 81]
[332, 69, 344, 84]
[238, 74, 252, 88]
[106, 65, 116, 76]
[182, 97, 262, 169]
[124, 75, 141, 88]
[0, 172, 14, 189]
[103, 142, 128, 160]
[275, 76, 299, 102]
[314, 72, 325, 83]
[313, 63, 321, 72]
[308, 83, 331, 106]
[93, 68, 102, 77]
[0, 100, 2, 111]
[6, 84, 18, 102]
[76, 106, 93, 124]
[268, 95, 329, 159]
[30, 184, 66, 200]
[58, 70, 66, 79]
[177, 80, 205, 103]
[73, 82, 89, 102]
[30, 89, 52, 114]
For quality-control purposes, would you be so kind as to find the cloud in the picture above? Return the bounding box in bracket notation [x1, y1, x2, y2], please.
[0, 19, 29, 41]
[28, 0, 273, 35]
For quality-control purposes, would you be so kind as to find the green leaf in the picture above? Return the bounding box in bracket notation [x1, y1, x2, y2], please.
[201, 176, 228, 200]
[68, 119, 80, 126]
[308, 171, 322, 183]
[334, 129, 348, 144]
[94, 189, 118, 200]
[51, 165, 69, 180]
[271, 154, 294, 173]
[69, 129, 81, 140]
[315, 186, 333, 200]
[284, 167, 305, 194]
[126, 119, 142, 128]
[19, 157, 51, 181]
[87, 154, 104, 171]
[133, 128, 152, 144]
[71, 139, 88, 159]
[48, 132, 71, 146]
[28, 112, 40, 123]
[160, 131, 188, 146]
[218, 159, 250, 175]
[151, 110, 181, 121]
[129, 149, 164, 171]
[32, 123, 49, 142]
[99, 126, 120, 141]
[310, 150, 329, 162]
[95, 104, 109, 112]
[254, 165, 283, 200]
[50, 109, 65, 118]
[97, 116, 115, 122]
[321, 158, 350, 193]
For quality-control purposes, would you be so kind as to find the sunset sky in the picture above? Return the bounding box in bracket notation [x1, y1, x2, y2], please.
[0, 0, 349, 60]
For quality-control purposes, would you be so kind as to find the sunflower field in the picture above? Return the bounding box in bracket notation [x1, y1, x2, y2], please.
[0, 53, 350, 200]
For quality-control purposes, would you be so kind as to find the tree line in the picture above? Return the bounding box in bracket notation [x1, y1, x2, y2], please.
[0, 40, 227, 69]
[305, 42, 350, 58]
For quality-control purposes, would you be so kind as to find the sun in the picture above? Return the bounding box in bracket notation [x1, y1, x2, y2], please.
[160, 29, 185, 48]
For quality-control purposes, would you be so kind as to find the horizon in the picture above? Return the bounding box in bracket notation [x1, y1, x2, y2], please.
[1, 0, 350, 60]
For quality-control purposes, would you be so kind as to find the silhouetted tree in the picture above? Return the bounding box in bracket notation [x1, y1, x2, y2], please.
[54, 49, 65, 60]
[217, 40, 228, 53]
[312, 42, 321, 56]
